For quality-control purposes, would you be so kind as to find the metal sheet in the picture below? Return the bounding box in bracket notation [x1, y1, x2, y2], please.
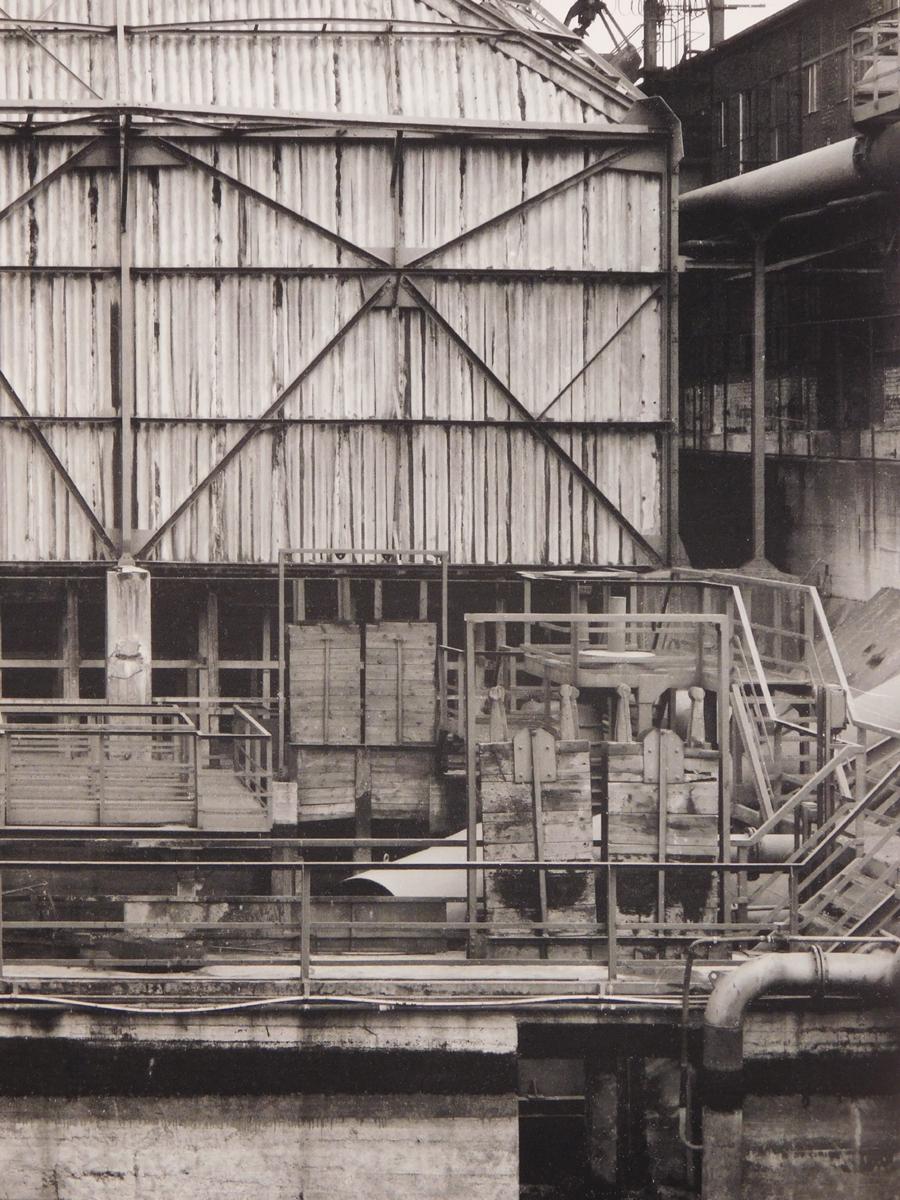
[0, 18, 623, 120]
[134, 422, 659, 565]
[0, 3, 669, 564]
[345, 813, 606, 900]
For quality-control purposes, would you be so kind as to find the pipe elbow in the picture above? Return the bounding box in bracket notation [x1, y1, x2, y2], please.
[703, 948, 899, 1075]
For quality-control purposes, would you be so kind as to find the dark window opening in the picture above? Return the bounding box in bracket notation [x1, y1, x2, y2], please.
[381, 579, 420, 620]
[152, 584, 202, 659]
[0, 668, 59, 698]
[152, 667, 193, 701]
[78, 668, 105, 700]
[78, 593, 106, 659]
[2, 601, 62, 658]
[298, 579, 339, 622]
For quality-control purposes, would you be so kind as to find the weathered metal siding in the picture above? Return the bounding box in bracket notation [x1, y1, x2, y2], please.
[0, 1, 672, 566]
[0, 0, 632, 123]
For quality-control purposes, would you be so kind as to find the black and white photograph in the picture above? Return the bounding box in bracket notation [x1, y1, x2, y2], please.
[0, 0, 895, 1196]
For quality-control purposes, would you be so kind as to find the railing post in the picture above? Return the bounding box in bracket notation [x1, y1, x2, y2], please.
[300, 864, 312, 998]
[465, 619, 479, 959]
[606, 865, 618, 981]
[438, 648, 448, 731]
[852, 736, 867, 853]
[0, 731, 6, 827]
[192, 730, 200, 827]
[96, 730, 106, 825]
[802, 590, 815, 685]
[788, 866, 800, 935]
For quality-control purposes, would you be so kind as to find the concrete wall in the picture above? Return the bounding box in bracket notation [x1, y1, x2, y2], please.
[0, 1009, 519, 1200]
[0, 1093, 517, 1200]
[737, 1006, 900, 1200]
[742, 1094, 898, 1200]
[778, 458, 900, 602]
[681, 450, 900, 601]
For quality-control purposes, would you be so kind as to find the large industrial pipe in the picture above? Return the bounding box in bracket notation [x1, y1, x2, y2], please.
[701, 948, 900, 1197]
[681, 123, 900, 232]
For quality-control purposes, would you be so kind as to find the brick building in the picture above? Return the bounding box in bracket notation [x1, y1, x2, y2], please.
[649, 0, 900, 600]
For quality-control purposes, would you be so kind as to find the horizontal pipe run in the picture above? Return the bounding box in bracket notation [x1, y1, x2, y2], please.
[681, 125, 900, 234]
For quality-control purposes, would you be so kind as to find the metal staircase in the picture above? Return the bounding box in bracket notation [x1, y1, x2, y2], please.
[712, 574, 900, 950]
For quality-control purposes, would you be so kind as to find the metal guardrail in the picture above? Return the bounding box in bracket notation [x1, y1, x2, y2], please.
[0, 703, 273, 828]
[851, 8, 900, 124]
[0, 851, 805, 987]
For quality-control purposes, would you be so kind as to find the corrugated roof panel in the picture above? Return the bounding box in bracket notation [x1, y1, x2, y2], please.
[0, 422, 112, 560]
[0, 17, 626, 120]
[0, 30, 111, 101]
[133, 275, 375, 419]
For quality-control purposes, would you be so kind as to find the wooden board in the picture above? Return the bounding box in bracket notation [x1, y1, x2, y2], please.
[288, 623, 361, 745]
[296, 748, 357, 821]
[479, 739, 595, 934]
[365, 622, 437, 745]
[296, 747, 433, 823]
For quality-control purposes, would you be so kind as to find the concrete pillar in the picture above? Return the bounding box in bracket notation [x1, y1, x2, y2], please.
[106, 564, 152, 704]
[701, 1106, 743, 1197]
[585, 1057, 617, 1193]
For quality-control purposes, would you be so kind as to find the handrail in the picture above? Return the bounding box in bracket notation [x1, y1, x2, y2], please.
[0, 854, 813, 984]
[728, 584, 777, 721]
[0, 722, 193, 735]
[797, 756, 900, 870]
[745, 742, 859, 847]
[0, 702, 186, 713]
[231, 704, 271, 738]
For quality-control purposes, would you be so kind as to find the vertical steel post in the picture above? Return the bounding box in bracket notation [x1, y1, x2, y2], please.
[465, 617, 478, 957]
[751, 234, 767, 561]
[718, 617, 734, 923]
[277, 550, 286, 771]
[440, 552, 449, 652]
[300, 864, 312, 996]
[117, 114, 135, 556]
[664, 110, 681, 563]
[606, 865, 618, 980]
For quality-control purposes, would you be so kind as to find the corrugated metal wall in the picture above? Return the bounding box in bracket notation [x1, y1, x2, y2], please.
[0, 1, 673, 567]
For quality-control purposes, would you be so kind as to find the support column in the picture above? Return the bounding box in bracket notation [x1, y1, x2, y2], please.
[106, 564, 152, 704]
[750, 234, 767, 562]
[59, 583, 80, 701]
[117, 115, 136, 556]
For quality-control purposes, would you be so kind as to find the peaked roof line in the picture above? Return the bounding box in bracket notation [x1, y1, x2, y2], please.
[454, 0, 644, 111]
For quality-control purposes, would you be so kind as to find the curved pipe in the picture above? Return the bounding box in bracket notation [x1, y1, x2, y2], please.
[700, 948, 900, 1198]
[681, 123, 900, 232]
[704, 947, 900, 1073]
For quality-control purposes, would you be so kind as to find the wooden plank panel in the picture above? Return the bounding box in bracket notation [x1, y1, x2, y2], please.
[478, 739, 595, 932]
[370, 749, 433, 821]
[365, 621, 437, 745]
[289, 623, 361, 745]
[296, 747, 356, 822]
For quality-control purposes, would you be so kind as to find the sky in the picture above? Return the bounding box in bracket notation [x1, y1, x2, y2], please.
[728, 0, 796, 36]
